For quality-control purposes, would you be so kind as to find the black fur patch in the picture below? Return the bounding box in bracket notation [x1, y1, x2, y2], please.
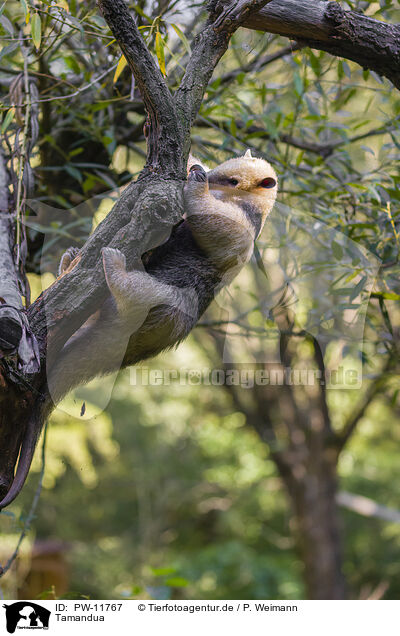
[142, 221, 221, 319]
[241, 201, 262, 237]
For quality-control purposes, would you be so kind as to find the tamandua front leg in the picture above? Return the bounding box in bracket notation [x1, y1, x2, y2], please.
[101, 247, 198, 324]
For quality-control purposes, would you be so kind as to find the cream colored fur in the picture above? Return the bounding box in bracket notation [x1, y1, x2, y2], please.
[185, 149, 277, 276]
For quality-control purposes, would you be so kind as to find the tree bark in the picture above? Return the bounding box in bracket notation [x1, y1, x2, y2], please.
[0, 150, 23, 356]
[0, 149, 38, 499]
[278, 450, 346, 600]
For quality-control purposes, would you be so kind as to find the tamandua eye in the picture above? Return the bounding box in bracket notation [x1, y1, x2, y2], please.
[259, 177, 276, 189]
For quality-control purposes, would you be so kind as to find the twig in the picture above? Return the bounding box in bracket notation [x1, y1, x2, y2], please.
[211, 43, 301, 94]
[1, 64, 118, 108]
[337, 491, 400, 524]
[337, 352, 396, 452]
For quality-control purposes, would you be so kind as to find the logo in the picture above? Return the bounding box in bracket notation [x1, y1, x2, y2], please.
[3, 602, 50, 633]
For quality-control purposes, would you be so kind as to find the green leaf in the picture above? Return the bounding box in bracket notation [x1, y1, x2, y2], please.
[31, 13, 42, 50]
[155, 31, 166, 77]
[376, 292, 400, 301]
[0, 42, 19, 63]
[150, 567, 176, 576]
[305, 96, 320, 116]
[293, 71, 303, 97]
[20, 0, 29, 20]
[170, 23, 191, 54]
[65, 55, 80, 75]
[0, 509, 15, 518]
[296, 150, 304, 167]
[344, 270, 361, 284]
[133, 4, 152, 22]
[308, 50, 321, 76]
[69, 147, 84, 158]
[165, 577, 188, 588]
[1, 107, 15, 133]
[0, 14, 14, 36]
[342, 60, 351, 78]
[64, 164, 82, 183]
[331, 240, 343, 260]
[390, 389, 399, 407]
[349, 276, 367, 302]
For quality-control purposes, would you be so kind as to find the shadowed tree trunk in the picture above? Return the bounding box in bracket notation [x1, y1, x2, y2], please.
[248, 379, 346, 599]
[285, 454, 345, 600]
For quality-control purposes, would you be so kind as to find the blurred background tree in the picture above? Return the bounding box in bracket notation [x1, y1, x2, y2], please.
[0, 0, 399, 600]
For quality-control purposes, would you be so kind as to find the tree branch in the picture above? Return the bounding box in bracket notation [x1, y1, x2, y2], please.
[242, 0, 400, 90]
[98, 0, 182, 176]
[0, 150, 22, 353]
[0, 148, 38, 372]
[336, 353, 396, 452]
[175, 0, 273, 154]
[337, 491, 400, 524]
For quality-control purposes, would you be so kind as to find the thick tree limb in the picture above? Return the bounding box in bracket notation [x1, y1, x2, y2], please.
[242, 0, 400, 90]
[0, 151, 22, 356]
[98, 0, 182, 176]
[0, 149, 37, 500]
[0, 149, 38, 371]
[28, 177, 183, 365]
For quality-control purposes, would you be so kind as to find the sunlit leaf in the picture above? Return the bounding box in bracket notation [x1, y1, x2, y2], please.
[155, 31, 166, 77]
[1, 107, 15, 134]
[31, 13, 42, 50]
[170, 23, 191, 54]
[165, 577, 188, 588]
[113, 55, 128, 83]
[151, 567, 176, 576]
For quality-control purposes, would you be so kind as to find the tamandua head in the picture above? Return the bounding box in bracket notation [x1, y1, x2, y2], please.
[184, 150, 278, 275]
[206, 149, 278, 236]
